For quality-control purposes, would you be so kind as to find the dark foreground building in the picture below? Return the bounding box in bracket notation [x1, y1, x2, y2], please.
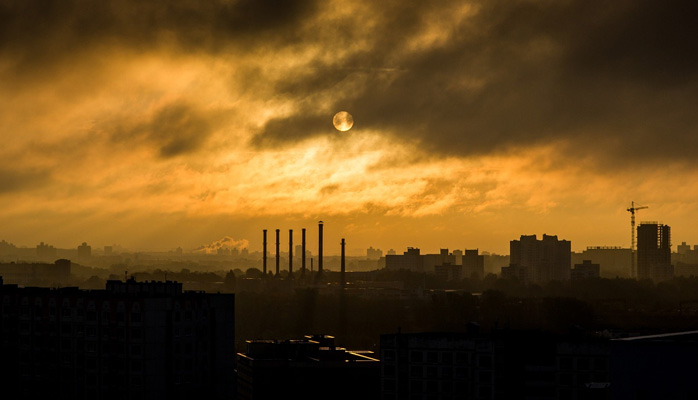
[611, 331, 698, 399]
[381, 329, 698, 400]
[380, 330, 611, 400]
[0, 277, 235, 400]
[237, 334, 380, 400]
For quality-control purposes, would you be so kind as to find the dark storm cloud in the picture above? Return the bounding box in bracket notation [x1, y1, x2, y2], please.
[106, 102, 217, 158]
[0, 167, 50, 194]
[0, 0, 317, 77]
[256, 0, 698, 165]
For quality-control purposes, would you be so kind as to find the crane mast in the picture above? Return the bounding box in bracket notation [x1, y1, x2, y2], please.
[627, 201, 648, 278]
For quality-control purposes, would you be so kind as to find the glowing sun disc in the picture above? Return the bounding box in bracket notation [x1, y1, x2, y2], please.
[333, 111, 354, 132]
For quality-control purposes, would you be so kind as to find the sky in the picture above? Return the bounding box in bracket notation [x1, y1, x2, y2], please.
[1, 0, 697, 255]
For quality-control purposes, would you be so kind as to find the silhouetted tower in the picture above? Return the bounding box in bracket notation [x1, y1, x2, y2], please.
[637, 222, 671, 280]
[302, 228, 306, 276]
[275, 229, 280, 276]
[340, 238, 346, 290]
[627, 201, 648, 278]
[288, 229, 293, 277]
[263, 229, 268, 275]
[318, 221, 324, 277]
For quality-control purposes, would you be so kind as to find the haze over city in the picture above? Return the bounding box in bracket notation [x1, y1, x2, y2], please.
[1, 0, 697, 255]
[4, 2, 698, 399]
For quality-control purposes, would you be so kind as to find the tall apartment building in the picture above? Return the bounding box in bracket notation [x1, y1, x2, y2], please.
[0, 277, 235, 400]
[463, 249, 485, 279]
[637, 222, 673, 281]
[503, 235, 571, 284]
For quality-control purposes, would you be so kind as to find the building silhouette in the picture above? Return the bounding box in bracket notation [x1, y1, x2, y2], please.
[0, 277, 235, 400]
[367, 246, 383, 260]
[236, 334, 379, 400]
[77, 242, 92, 259]
[36, 241, 57, 261]
[462, 249, 485, 279]
[637, 222, 673, 281]
[0, 259, 71, 286]
[386, 248, 459, 274]
[502, 235, 571, 284]
[611, 331, 698, 399]
[571, 260, 600, 281]
[572, 246, 632, 278]
[434, 249, 485, 281]
[380, 330, 610, 400]
[386, 247, 425, 272]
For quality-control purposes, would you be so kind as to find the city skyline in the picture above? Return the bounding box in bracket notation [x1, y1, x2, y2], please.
[1, 1, 697, 255]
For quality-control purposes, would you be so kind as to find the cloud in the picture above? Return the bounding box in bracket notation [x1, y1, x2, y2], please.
[251, 0, 698, 167]
[0, 167, 50, 194]
[0, 0, 318, 58]
[98, 102, 220, 158]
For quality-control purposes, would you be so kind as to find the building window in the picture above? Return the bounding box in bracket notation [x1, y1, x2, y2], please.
[411, 351, 423, 363]
[593, 357, 607, 371]
[131, 312, 141, 323]
[478, 355, 492, 368]
[426, 366, 437, 378]
[426, 351, 438, 363]
[577, 358, 590, 370]
[559, 357, 573, 370]
[441, 352, 453, 364]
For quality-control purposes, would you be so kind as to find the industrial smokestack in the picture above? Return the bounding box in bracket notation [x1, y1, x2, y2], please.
[263, 229, 267, 275]
[341, 238, 346, 290]
[318, 221, 324, 276]
[275, 229, 280, 276]
[289, 229, 293, 276]
[302, 228, 306, 275]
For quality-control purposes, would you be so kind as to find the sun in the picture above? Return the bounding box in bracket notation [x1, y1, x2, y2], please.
[332, 111, 354, 132]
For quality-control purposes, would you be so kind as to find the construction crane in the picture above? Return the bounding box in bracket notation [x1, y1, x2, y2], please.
[627, 201, 648, 278]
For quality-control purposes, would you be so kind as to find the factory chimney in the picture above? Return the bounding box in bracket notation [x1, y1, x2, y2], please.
[341, 238, 346, 290]
[318, 221, 324, 276]
[263, 229, 267, 275]
[301, 228, 306, 276]
[275, 229, 280, 276]
[288, 229, 293, 277]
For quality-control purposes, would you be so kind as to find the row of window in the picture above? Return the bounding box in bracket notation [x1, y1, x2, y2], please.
[383, 349, 492, 365]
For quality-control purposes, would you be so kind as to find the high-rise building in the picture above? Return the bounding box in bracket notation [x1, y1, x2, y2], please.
[637, 222, 673, 281]
[0, 278, 235, 399]
[367, 246, 383, 260]
[463, 249, 485, 279]
[504, 234, 571, 284]
[77, 242, 92, 259]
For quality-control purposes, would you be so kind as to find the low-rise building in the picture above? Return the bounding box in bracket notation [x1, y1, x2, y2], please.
[237, 334, 380, 400]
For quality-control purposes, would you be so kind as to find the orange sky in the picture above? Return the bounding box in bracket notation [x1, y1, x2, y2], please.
[1, 0, 697, 255]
